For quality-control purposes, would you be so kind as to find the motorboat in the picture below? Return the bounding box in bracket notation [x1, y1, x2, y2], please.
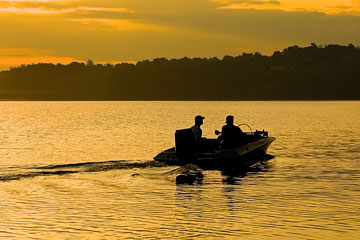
[154, 126, 276, 170]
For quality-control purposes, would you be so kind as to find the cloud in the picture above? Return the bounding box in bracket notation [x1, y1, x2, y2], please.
[212, 0, 280, 5]
[1, 0, 360, 70]
[2, 0, 360, 16]
[0, 6, 71, 14]
[0, 48, 79, 70]
[66, 18, 166, 31]
[215, 0, 360, 15]
[0, 5, 131, 15]
[75, 7, 130, 13]
[221, 1, 281, 6]
[218, 1, 280, 10]
[0, 48, 53, 57]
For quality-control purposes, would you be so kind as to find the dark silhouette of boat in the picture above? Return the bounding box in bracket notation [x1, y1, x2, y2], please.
[154, 127, 276, 170]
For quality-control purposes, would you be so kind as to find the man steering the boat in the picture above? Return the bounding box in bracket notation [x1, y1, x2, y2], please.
[220, 115, 245, 149]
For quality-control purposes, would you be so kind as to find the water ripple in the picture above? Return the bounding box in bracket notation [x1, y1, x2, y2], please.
[1, 101, 360, 239]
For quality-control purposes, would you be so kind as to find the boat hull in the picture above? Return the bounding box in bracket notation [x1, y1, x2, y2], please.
[154, 137, 275, 169]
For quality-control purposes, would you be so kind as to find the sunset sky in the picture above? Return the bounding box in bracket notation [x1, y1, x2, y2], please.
[1, 0, 360, 70]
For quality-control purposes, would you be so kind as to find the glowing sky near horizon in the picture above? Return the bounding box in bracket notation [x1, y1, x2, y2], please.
[0, 0, 360, 70]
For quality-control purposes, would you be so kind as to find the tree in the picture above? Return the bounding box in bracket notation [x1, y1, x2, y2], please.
[86, 59, 95, 67]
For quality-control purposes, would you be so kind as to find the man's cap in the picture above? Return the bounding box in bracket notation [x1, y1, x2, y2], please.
[195, 115, 205, 121]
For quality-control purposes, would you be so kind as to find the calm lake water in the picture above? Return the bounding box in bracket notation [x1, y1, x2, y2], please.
[0, 101, 359, 239]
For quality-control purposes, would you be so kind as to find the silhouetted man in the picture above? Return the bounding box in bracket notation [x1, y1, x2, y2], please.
[191, 115, 205, 143]
[220, 115, 244, 148]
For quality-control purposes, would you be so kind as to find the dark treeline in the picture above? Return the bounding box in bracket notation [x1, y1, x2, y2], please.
[0, 43, 359, 100]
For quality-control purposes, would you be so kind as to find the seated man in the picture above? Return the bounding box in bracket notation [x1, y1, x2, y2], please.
[220, 115, 245, 148]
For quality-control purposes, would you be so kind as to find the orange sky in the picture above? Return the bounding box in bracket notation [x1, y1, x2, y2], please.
[1, 0, 360, 70]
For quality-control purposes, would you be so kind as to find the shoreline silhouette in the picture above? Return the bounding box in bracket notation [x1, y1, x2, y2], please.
[0, 43, 359, 101]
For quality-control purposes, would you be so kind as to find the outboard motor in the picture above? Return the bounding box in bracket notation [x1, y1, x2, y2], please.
[175, 128, 196, 160]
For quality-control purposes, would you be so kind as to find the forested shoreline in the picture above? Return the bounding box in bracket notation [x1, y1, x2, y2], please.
[0, 44, 359, 100]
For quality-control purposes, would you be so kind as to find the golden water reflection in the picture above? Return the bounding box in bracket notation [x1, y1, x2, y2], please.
[0, 101, 359, 239]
